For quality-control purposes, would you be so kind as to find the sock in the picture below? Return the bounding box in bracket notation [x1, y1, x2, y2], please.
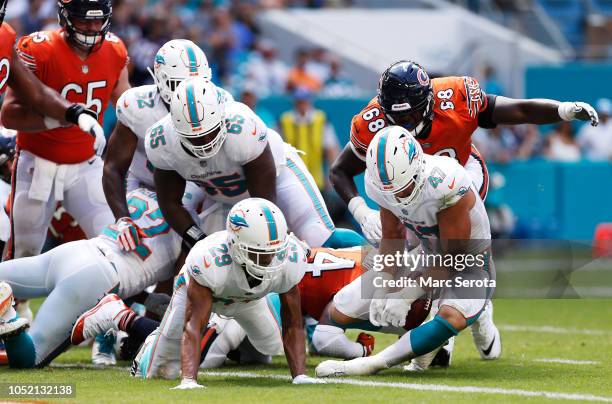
[125, 316, 160, 349]
[312, 324, 365, 359]
[116, 309, 138, 332]
[376, 315, 459, 367]
[322, 228, 367, 249]
[4, 332, 36, 368]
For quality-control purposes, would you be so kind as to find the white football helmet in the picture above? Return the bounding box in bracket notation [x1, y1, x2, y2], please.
[150, 39, 212, 105]
[365, 125, 426, 208]
[171, 77, 227, 159]
[226, 198, 290, 281]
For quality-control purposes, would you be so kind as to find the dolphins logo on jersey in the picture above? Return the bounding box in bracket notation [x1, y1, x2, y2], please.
[228, 210, 249, 232]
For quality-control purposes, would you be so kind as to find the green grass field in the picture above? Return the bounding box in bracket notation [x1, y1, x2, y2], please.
[1, 299, 611, 403]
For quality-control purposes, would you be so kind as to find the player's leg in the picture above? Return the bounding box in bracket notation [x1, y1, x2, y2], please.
[63, 157, 114, 237]
[7, 150, 56, 259]
[0, 240, 119, 368]
[232, 296, 283, 357]
[132, 273, 189, 379]
[277, 151, 335, 247]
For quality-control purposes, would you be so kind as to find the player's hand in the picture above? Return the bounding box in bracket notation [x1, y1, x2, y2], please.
[77, 108, 106, 156]
[558, 102, 599, 126]
[348, 197, 381, 245]
[381, 294, 414, 328]
[292, 374, 326, 384]
[171, 378, 205, 390]
[116, 217, 147, 252]
[356, 332, 375, 356]
[369, 292, 387, 327]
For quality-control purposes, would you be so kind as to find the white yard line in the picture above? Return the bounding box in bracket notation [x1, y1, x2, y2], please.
[499, 324, 609, 336]
[49, 364, 612, 402]
[535, 358, 600, 365]
[201, 370, 612, 402]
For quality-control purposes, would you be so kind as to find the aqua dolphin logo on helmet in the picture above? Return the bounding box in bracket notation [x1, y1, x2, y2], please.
[405, 137, 417, 164]
[229, 212, 249, 231]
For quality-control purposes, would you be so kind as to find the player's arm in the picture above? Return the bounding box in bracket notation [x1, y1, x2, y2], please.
[489, 96, 599, 127]
[243, 143, 277, 204]
[180, 276, 213, 385]
[378, 206, 407, 276]
[103, 120, 138, 219]
[437, 188, 475, 255]
[1, 49, 98, 132]
[329, 144, 365, 204]
[154, 168, 205, 252]
[110, 66, 131, 106]
[279, 285, 307, 379]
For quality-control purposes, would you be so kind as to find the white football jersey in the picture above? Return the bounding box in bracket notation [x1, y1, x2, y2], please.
[366, 154, 491, 254]
[91, 188, 181, 298]
[116, 85, 235, 190]
[145, 101, 286, 205]
[184, 231, 307, 317]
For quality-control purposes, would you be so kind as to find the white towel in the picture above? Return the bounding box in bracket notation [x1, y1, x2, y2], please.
[27, 156, 77, 202]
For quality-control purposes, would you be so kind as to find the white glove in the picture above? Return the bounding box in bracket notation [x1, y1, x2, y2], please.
[115, 217, 146, 252]
[369, 284, 390, 327]
[171, 378, 205, 390]
[558, 102, 599, 126]
[292, 374, 326, 384]
[381, 287, 425, 328]
[348, 197, 381, 245]
[78, 112, 106, 156]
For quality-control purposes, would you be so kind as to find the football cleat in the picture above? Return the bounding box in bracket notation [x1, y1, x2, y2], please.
[71, 294, 130, 345]
[0, 282, 29, 340]
[92, 332, 116, 366]
[471, 301, 502, 360]
[315, 356, 387, 378]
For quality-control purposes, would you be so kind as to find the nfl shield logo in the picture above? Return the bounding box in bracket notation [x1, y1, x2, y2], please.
[82, 65, 89, 74]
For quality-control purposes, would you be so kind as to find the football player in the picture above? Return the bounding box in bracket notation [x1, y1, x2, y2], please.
[316, 126, 496, 377]
[1, 0, 130, 262]
[330, 61, 597, 360]
[0, 0, 103, 145]
[332, 60, 598, 245]
[146, 78, 362, 252]
[103, 39, 234, 253]
[73, 198, 321, 387]
[0, 188, 181, 368]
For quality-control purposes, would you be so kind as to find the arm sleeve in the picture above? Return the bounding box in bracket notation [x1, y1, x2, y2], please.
[438, 162, 473, 210]
[15, 34, 47, 81]
[225, 108, 268, 164]
[477, 94, 498, 129]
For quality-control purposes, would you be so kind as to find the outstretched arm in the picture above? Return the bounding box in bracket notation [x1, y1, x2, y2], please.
[329, 144, 366, 205]
[491, 96, 598, 126]
[244, 144, 277, 204]
[103, 121, 138, 219]
[280, 285, 306, 379]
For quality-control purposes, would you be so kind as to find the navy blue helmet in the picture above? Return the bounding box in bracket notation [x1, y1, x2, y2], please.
[378, 60, 434, 138]
[57, 0, 112, 51]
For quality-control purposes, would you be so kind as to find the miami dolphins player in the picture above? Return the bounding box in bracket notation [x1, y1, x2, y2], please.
[316, 126, 498, 377]
[146, 78, 361, 252]
[72, 198, 321, 387]
[103, 39, 233, 253]
[0, 188, 182, 368]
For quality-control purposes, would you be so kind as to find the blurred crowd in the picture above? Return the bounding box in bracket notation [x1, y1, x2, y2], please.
[4, 0, 360, 98]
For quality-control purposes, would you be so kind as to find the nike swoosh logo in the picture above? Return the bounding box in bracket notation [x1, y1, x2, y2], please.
[203, 257, 211, 268]
[448, 178, 456, 189]
[123, 99, 129, 108]
[251, 128, 257, 136]
[482, 335, 496, 356]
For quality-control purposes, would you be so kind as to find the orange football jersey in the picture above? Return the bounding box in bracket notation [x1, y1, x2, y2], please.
[0, 23, 16, 95]
[350, 76, 489, 166]
[15, 29, 128, 164]
[298, 247, 366, 320]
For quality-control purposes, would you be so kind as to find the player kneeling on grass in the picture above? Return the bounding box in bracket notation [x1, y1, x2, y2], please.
[72, 198, 321, 387]
[0, 188, 181, 368]
[316, 126, 498, 377]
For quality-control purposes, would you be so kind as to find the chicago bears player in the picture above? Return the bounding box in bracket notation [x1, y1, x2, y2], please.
[1, 0, 130, 263]
[103, 39, 234, 253]
[146, 78, 360, 252]
[0, 0, 103, 162]
[73, 198, 320, 387]
[331, 60, 598, 244]
[0, 188, 181, 368]
[316, 126, 496, 377]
